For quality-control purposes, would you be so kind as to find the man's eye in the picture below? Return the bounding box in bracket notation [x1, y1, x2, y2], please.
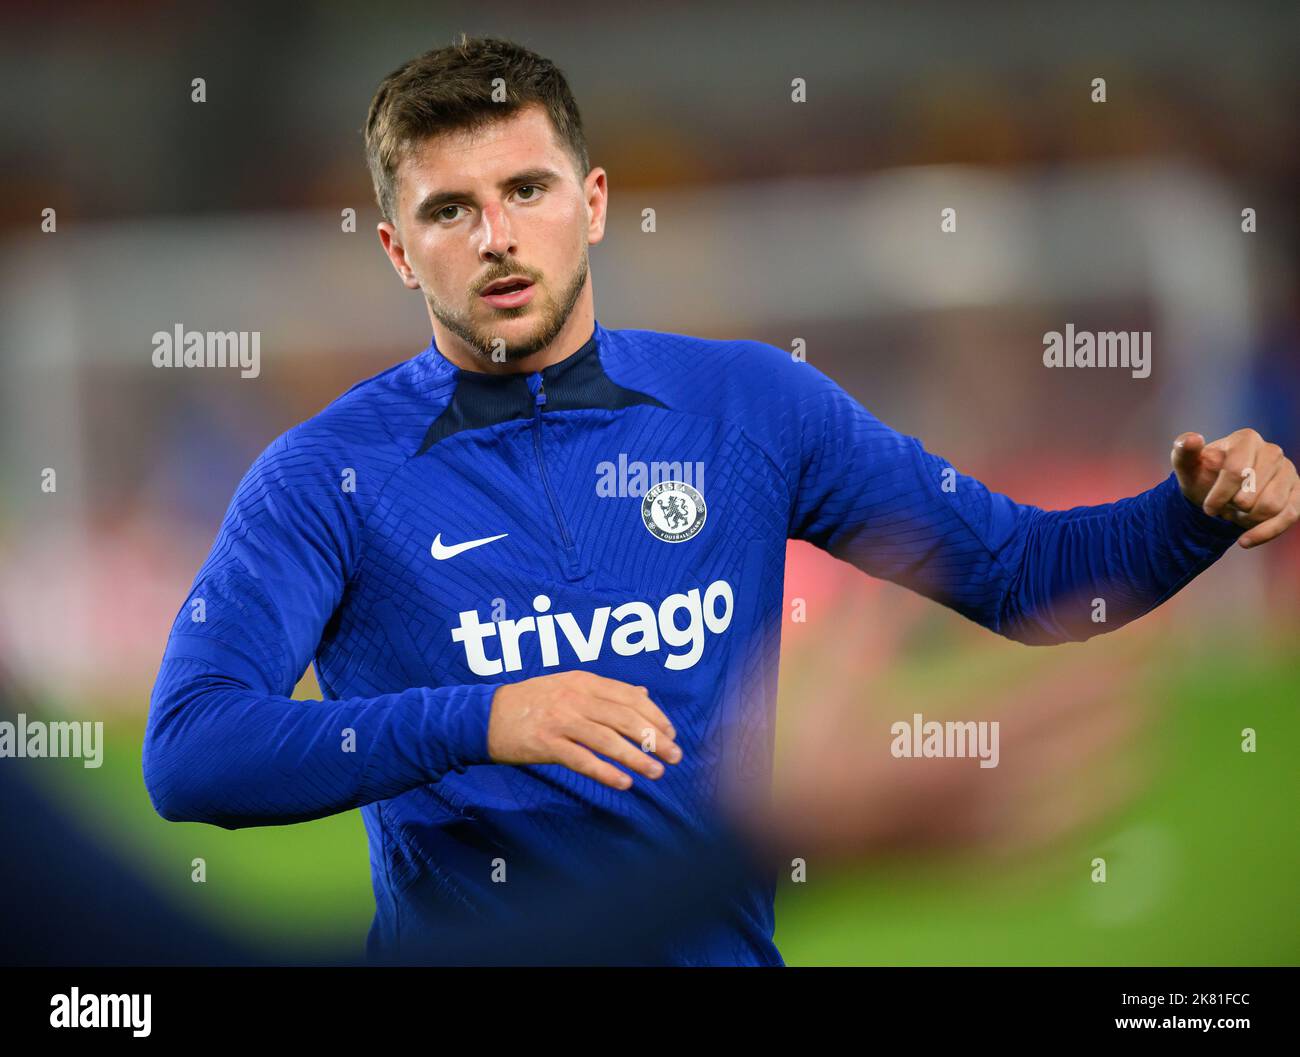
[516, 184, 542, 201]
[436, 205, 464, 222]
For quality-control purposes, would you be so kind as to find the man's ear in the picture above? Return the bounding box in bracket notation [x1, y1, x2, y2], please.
[584, 167, 608, 246]
[378, 220, 421, 290]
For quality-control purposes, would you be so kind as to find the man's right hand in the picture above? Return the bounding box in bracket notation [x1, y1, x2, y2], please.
[487, 671, 682, 790]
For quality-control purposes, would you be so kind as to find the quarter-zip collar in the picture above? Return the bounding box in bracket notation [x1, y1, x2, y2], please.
[416, 320, 664, 455]
[421, 322, 600, 383]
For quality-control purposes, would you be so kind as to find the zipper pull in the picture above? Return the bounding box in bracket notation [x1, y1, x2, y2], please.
[534, 379, 547, 407]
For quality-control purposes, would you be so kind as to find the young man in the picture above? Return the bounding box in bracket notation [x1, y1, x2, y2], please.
[144, 36, 1298, 966]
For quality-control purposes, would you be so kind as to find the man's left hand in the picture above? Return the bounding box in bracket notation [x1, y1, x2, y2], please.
[1171, 428, 1299, 549]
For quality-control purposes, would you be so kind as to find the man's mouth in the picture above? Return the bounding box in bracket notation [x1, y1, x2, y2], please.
[479, 277, 537, 309]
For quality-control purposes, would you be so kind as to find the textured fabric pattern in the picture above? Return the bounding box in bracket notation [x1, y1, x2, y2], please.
[144, 320, 1243, 965]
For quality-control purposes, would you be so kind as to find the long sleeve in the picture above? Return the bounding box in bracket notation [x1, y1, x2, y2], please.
[143, 428, 497, 830]
[786, 364, 1244, 644]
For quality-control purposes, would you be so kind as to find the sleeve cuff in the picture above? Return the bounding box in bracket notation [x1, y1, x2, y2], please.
[422, 681, 499, 775]
[1158, 471, 1246, 544]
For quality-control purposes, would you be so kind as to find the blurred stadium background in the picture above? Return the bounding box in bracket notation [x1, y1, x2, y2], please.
[0, 0, 1296, 964]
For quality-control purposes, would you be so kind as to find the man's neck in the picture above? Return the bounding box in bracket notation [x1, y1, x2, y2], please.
[434, 306, 596, 376]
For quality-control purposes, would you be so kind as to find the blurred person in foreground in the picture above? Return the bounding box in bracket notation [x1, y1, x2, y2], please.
[0, 604, 1146, 966]
[380, 595, 1155, 965]
[143, 36, 1298, 966]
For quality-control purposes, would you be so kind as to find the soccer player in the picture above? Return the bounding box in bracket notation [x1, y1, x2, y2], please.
[143, 36, 1299, 966]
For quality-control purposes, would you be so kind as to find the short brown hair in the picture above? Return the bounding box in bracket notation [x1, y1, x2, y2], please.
[364, 35, 590, 226]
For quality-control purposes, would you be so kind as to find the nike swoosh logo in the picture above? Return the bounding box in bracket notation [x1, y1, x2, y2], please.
[430, 532, 509, 560]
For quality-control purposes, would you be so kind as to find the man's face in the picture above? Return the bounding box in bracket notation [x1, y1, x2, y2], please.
[379, 104, 606, 365]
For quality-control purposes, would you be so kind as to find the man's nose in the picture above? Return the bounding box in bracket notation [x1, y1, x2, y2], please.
[478, 202, 516, 261]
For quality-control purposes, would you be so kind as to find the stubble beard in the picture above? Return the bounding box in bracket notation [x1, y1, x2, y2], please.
[426, 250, 590, 366]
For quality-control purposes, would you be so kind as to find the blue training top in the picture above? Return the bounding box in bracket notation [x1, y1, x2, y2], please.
[144, 320, 1243, 965]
